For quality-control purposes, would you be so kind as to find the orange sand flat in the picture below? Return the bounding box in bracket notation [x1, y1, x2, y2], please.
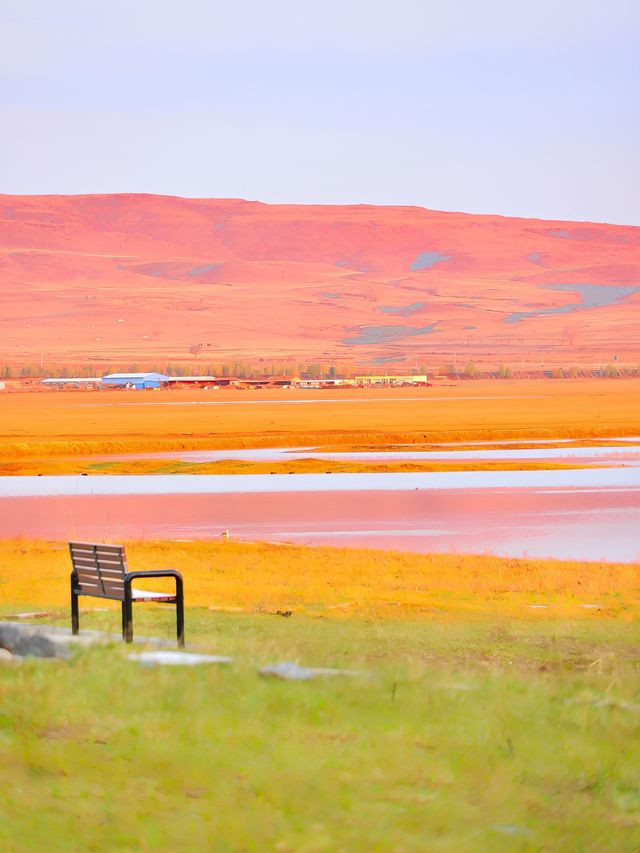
[1, 380, 639, 459]
[1, 193, 639, 368]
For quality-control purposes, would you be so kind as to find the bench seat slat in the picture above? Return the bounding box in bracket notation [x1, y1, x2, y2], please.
[73, 565, 124, 578]
[75, 584, 125, 599]
[73, 568, 125, 581]
[71, 556, 126, 566]
[77, 583, 104, 593]
[74, 573, 124, 585]
[73, 589, 127, 601]
[71, 552, 125, 564]
[74, 563, 124, 575]
[73, 554, 124, 566]
[72, 554, 124, 566]
[132, 589, 177, 602]
[75, 578, 124, 590]
[73, 573, 121, 584]
[73, 584, 175, 602]
[70, 543, 124, 555]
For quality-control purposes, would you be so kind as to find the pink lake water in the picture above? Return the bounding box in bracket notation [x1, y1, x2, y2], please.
[1, 469, 639, 562]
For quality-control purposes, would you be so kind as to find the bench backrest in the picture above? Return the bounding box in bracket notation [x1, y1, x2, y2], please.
[69, 542, 128, 599]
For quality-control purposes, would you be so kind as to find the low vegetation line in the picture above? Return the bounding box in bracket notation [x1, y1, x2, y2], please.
[0, 458, 599, 476]
[1, 539, 638, 618]
[2, 427, 639, 462]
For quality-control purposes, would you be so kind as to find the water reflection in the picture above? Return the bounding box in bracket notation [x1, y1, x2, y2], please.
[1, 483, 638, 562]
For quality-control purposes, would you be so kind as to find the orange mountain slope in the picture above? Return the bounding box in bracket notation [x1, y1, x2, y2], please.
[1, 193, 639, 368]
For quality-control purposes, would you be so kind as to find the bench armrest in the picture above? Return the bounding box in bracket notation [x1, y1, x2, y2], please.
[124, 570, 184, 598]
[124, 570, 183, 582]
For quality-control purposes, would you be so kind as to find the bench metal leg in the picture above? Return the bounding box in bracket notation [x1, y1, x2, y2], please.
[122, 596, 133, 643]
[71, 587, 79, 635]
[176, 591, 185, 648]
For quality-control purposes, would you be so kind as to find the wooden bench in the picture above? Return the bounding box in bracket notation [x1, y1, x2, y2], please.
[69, 542, 184, 646]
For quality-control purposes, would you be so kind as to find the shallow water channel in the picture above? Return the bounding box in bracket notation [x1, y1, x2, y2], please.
[103, 442, 640, 466]
[1, 464, 639, 562]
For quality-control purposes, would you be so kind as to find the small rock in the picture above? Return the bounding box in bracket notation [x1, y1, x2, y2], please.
[259, 661, 361, 681]
[0, 624, 70, 658]
[260, 661, 316, 680]
[0, 648, 15, 663]
[591, 698, 640, 713]
[13, 611, 51, 620]
[275, 610, 293, 618]
[128, 651, 233, 667]
[490, 824, 532, 836]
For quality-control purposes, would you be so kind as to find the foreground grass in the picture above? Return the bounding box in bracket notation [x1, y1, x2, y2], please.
[1, 540, 639, 850]
[1, 612, 639, 852]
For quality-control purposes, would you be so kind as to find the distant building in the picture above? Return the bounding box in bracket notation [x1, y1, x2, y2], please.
[41, 377, 102, 388]
[40, 372, 221, 390]
[295, 378, 354, 389]
[165, 376, 218, 387]
[354, 374, 428, 386]
[101, 372, 169, 389]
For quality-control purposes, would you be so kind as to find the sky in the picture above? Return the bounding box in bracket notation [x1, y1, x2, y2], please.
[1, 0, 639, 224]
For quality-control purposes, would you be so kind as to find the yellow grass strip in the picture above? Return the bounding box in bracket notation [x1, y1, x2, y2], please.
[1, 539, 638, 619]
[0, 458, 597, 475]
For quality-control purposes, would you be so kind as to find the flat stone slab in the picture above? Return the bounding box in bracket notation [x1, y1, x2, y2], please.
[129, 651, 233, 667]
[259, 661, 361, 681]
[0, 623, 70, 659]
[9, 611, 52, 620]
[0, 621, 187, 649]
[491, 824, 532, 837]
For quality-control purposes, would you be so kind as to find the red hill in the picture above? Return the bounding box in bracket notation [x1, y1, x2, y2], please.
[1, 193, 639, 371]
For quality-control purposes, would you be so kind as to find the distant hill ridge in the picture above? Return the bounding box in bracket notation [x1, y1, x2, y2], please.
[1, 193, 639, 368]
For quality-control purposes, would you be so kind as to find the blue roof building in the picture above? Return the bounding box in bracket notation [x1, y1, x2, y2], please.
[101, 372, 169, 389]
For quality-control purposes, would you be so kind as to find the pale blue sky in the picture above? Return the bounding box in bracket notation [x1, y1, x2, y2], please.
[1, 0, 639, 224]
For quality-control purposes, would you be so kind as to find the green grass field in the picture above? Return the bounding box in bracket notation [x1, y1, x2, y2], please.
[1, 610, 639, 852]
